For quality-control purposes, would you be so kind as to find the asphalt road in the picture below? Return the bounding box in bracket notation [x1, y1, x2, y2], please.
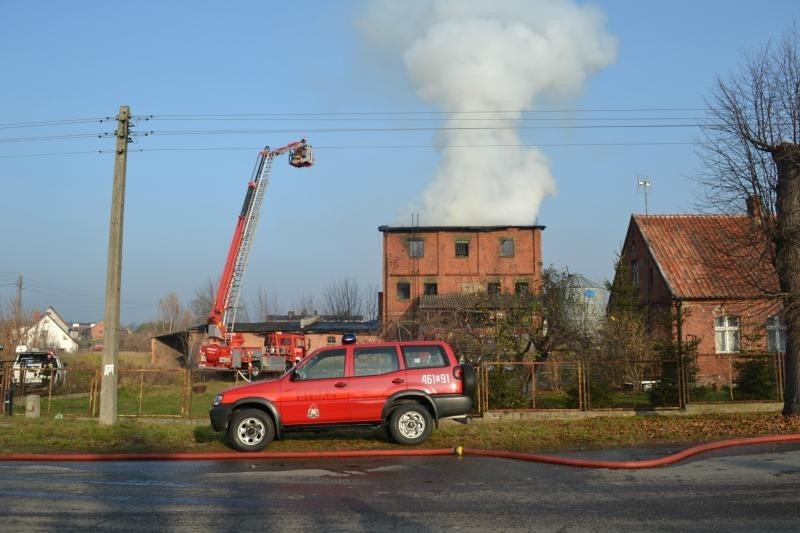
[0, 443, 799, 532]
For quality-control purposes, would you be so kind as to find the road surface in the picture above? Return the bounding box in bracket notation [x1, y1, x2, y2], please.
[0, 443, 798, 531]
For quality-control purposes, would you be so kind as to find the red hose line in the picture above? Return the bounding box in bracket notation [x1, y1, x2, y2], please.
[0, 448, 455, 462]
[1, 434, 799, 467]
[461, 433, 800, 469]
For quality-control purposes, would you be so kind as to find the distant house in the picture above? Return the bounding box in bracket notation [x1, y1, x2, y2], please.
[70, 320, 104, 342]
[20, 307, 79, 353]
[617, 207, 782, 385]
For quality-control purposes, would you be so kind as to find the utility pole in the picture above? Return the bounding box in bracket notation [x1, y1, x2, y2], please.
[100, 105, 130, 425]
[15, 275, 22, 323]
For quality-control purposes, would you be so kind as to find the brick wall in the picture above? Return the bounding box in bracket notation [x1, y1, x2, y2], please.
[380, 226, 544, 322]
[679, 299, 782, 385]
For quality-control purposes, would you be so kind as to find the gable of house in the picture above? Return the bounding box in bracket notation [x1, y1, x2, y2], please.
[626, 214, 779, 300]
[23, 310, 79, 353]
[620, 214, 783, 385]
[44, 306, 72, 336]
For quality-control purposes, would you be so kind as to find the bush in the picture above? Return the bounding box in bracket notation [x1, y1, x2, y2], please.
[486, 366, 531, 409]
[733, 356, 777, 400]
[565, 378, 614, 408]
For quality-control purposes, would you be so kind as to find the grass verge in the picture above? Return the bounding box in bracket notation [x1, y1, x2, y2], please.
[0, 412, 799, 455]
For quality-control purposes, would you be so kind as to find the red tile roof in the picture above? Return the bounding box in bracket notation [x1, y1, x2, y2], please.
[632, 214, 779, 299]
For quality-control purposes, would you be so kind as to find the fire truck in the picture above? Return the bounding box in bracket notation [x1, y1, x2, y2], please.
[197, 140, 313, 375]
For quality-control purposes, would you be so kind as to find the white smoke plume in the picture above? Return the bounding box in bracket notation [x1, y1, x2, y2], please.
[359, 0, 617, 225]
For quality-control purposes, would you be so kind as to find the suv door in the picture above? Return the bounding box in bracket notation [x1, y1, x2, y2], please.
[280, 348, 349, 425]
[348, 345, 405, 422]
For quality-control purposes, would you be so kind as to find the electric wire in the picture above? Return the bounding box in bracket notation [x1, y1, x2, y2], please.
[0, 141, 694, 159]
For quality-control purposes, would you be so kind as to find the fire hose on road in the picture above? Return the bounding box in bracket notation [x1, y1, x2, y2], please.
[1, 433, 799, 468]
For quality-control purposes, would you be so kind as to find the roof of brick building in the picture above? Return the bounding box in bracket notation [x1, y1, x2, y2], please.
[630, 214, 779, 299]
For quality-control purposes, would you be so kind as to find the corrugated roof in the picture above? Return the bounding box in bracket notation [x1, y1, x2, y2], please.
[418, 293, 536, 310]
[565, 274, 602, 289]
[632, 214, 779, 299]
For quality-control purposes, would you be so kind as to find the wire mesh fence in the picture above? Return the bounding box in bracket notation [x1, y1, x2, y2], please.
[478, 353, 784, 412]
[688, 353, 784, 403]
[0, 352, 786, 418]
[479, 358, 683, 412]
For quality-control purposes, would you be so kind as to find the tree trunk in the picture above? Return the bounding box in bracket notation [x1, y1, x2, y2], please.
[772, 144, 800, 416]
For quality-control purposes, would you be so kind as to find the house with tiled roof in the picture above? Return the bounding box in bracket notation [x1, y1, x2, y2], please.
[618, 205, 784, 385]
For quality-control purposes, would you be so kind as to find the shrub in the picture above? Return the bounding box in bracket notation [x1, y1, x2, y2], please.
[566, 378, 614, 408]
[733, 355, 777, 400]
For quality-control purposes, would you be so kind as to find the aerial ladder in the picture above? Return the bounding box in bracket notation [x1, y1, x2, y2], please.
[198, 140, 313, 373]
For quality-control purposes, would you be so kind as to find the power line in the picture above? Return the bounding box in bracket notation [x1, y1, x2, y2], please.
[0, 132, 107, 143]
[0, 116, 112, 130]
[0, 149, 103, 158]
[141, 124, 703, 138]
[143, 107, 706, 120]
[144, 115, 709, 123]
[0, 140, 694, 159]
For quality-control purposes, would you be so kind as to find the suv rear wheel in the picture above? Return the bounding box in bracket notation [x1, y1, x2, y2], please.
[388, 404, 433, 446]
[228, 409, 275, 452]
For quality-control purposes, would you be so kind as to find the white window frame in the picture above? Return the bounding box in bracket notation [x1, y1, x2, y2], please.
[767, 315, 787, 353]
[714, 315, 740, 354]
[408, 239, 424, 258]
[499, 238, 514, 257]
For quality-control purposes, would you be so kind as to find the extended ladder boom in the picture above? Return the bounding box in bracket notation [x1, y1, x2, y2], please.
[207, 140, 312, 340]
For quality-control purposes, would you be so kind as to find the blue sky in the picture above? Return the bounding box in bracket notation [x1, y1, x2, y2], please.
[1, 0, 797, 325]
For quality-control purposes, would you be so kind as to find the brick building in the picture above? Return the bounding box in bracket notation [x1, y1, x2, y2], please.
[378, 225, 545, 325]
[618, 211, 783, 385]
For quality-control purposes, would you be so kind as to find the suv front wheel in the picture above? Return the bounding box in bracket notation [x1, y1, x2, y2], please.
[228, 409, 275, 452]
[388, 404, 433, 446]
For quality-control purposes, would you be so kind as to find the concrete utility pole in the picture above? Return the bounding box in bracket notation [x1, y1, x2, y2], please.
[15, 275, 23, 324]
[100, 105, 130, 425]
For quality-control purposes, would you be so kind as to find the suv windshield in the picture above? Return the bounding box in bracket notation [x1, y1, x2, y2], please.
[15, 353, 51, 365]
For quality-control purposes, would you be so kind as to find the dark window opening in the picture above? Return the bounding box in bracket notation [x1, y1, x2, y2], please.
[455, 241, 469, 257]
[424, 282, 438, 295]
[487, 282, 501, 295]
[397, 282, 411, 300]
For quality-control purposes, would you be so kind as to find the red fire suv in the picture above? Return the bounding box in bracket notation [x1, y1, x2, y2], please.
[210, 340, 475, 451]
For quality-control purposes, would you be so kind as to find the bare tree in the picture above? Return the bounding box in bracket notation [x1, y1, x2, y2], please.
[362, 283, 379, 321]
[158, 293, 182, 332]
[0, 297, 30, 360]
[295, 292, 316, 316]
[697, 26, 800, 415]
[323, 277, 364, 320]
[190, 278, 216, 323]
[254, 286, 281, 321]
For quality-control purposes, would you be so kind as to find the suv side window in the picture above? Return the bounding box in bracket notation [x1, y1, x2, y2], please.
[354, 347, 399, 376]
[401, 345, 448, 369]
[296, 349, 346, 380]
